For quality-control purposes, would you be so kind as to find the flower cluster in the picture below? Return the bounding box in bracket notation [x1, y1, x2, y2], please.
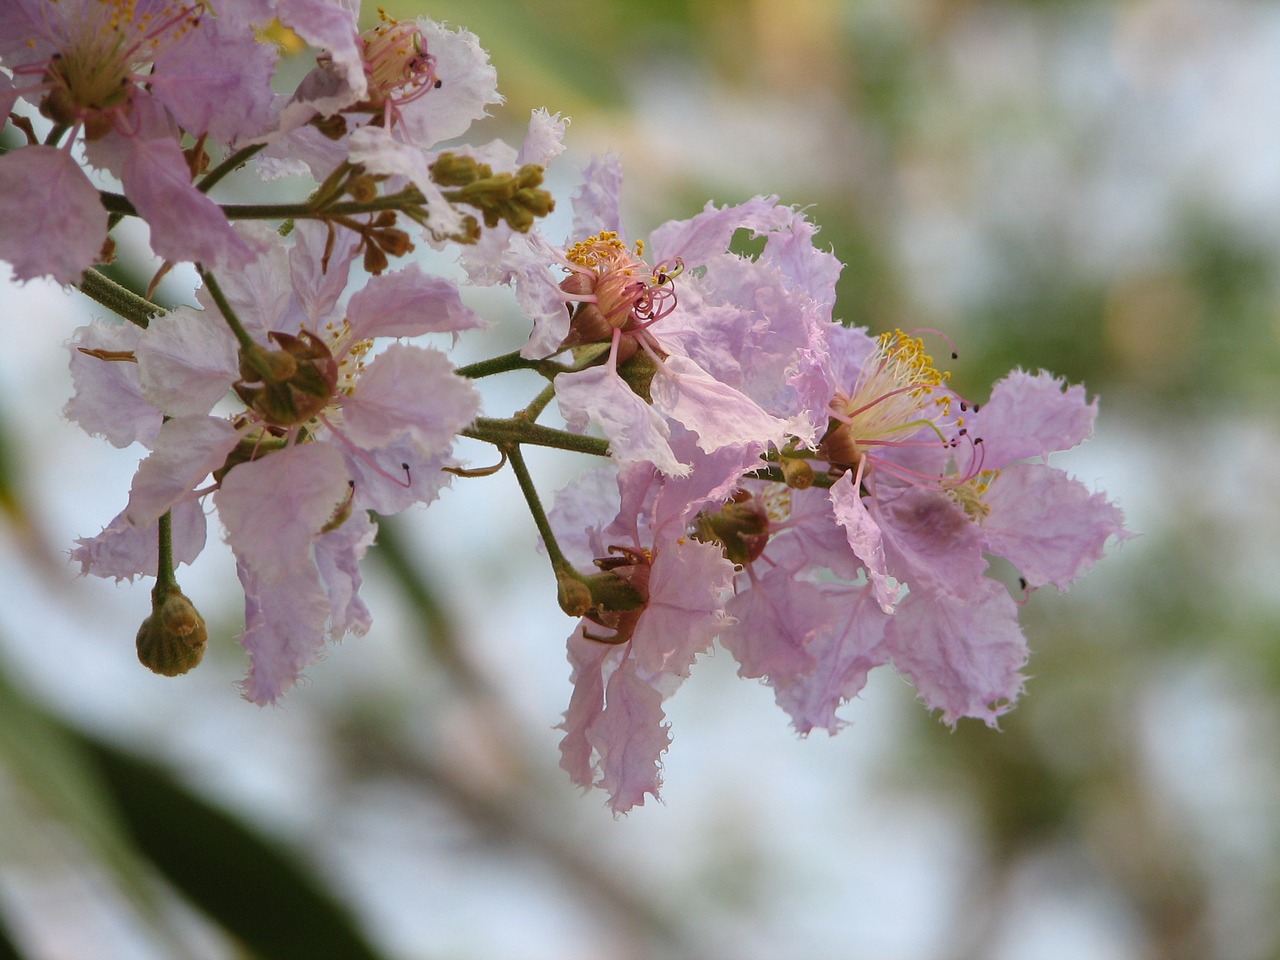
[1, 2, 1127, 812]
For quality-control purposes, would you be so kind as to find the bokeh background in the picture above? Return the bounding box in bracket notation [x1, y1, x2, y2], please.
[2, 0, 1279, 957]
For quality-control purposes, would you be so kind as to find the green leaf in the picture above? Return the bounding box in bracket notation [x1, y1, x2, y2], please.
[70, 732, 391, 960]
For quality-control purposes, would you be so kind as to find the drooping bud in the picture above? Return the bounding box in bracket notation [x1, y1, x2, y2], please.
[136, 587, 208, 677]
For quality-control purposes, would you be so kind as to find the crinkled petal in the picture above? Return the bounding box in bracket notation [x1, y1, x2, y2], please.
[99, 128, 260, 270]
[342, 434, 458, 516]
[0, 147, 106, 284]
[981, 462, 1132, 590]
[278, 0, 365, 110]
[873, 485, 987, 600]
[236, 558, 330, 704]
[149, 13, 279, 143]
[587, 656, 671, 815]
[72, 498, 207, 582]
[215, 443, 350, 582]
[314, 507, 376, 638]
[517, 108, 569, 167]
[125, 416, 240, 527]
[136, 306, 238, 417]
[398, 20, 501, 147]
[548, 465, 622, 570]
[829, 471, 899, 612]
[721, 568, 825, 681]
[650, 354, 788, 454]
[195, 222, 290, 340]
[345, 265, 485, 341]
[771, 581, 891, 735]
[555, 366, 688, 478]
[649, 196, 792, 269]
[65, 322, 163, 449]
[510, 233, 575, 358]
[630, 539, 734, 680]
[970, 370, 1098, 469]
[883, 581, 1028, 727]
[557, 628, 615, 789]
[288, 219, 359, 328]
[571, 154, 624, 240]
[340, 344, 480, 451]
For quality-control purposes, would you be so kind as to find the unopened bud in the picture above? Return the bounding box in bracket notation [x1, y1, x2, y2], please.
[347, 174, 379, 203]
[557, 574, 592, 618]
[363, 242, 389, 276]
[431, 152, 482, 186]
[136, 588, 208, 677]
[779, 456, 815, 489]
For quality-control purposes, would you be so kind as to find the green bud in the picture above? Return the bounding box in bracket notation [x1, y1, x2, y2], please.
[136, 588, 208, 677]
[430, 151, 483, 186]
[780, 456, 815, 489]
[557, 574, 593, 618]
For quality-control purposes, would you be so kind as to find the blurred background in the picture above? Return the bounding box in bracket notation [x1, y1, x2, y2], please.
[2, 0, 1279, 957]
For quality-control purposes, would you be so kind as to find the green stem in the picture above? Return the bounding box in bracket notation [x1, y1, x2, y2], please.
[518, 383, 557, 422]
[455, 350, 539, 380]
[504, 444, 575, 578]
[154, 509, 178, 593]
[198, 143, 267, 194]
[97, 189, 426, 222]
[43, 123, 69, 146]
[76, 269, 165, 329]
[197, 267, 257, 354]
[464, 417, 609, 458]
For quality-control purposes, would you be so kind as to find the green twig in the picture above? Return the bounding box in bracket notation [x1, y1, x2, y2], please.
[504, 444, 575, 578]
[197, 267, 257, 354]
[198, 143, 267, 194]
[76, 269, 166, 329]
[464, 418, 609, 458]
[517, 384, 558, 423]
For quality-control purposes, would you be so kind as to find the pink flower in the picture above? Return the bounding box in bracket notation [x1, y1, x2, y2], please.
[68, 221, 483, 701]
[0, 0, 277, 278]
[503, 156, 832, 477]
[551, 465, 736, 813]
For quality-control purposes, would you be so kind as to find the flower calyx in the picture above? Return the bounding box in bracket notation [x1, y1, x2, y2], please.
[234, 330, 338, 427]
[692, 490, 771, 567]
[557, 546, 651, 644]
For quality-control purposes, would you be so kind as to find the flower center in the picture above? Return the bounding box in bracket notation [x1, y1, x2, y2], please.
[564, 231, 681, 330]
[833, 329, 952, 437]
[36, 1, 202, 135]
[819, 329, 978, 487]
[360, 9, 438, 110]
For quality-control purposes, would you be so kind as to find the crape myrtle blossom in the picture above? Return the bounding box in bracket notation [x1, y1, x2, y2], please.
[550, 463, 737, 814]
[68, 221, 482, 702]
[261, 6, 511, 245]
[545, 310, 1128, 808]
[0, 0, 279, 282]
[706, 331, 1130, 731]
[498, 154, 834, 480]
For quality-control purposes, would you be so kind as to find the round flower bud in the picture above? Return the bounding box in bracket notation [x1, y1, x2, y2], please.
[136, 589, 208, 677]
